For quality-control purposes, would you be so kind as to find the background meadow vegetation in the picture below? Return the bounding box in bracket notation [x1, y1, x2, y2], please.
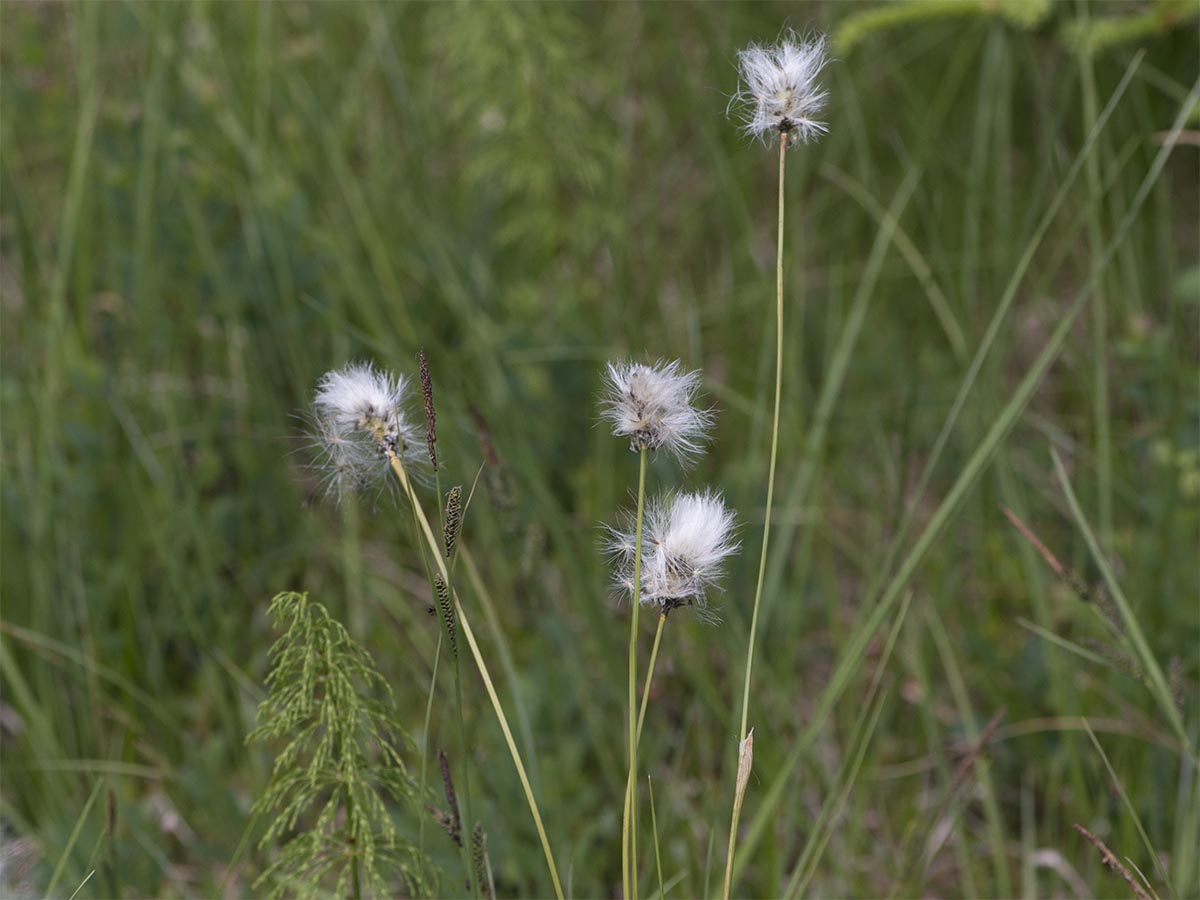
[2, 1, 1198, 897]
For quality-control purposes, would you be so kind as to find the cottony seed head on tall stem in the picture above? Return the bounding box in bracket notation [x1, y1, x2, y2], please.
[308, 361, 424, 501]
[732, 30, 830, 146]
[600, 359, 714, 463]
[607, 489, 739, 615]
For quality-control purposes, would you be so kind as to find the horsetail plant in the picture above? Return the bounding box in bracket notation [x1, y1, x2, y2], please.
[601, 358, 713, 899]
[724, 29, 830, 900]
[248, 591, 431, 899]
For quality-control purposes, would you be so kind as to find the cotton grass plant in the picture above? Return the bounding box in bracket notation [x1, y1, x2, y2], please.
[300, 359, 564, 900]
[600, 358, 737, 899]
[724, 28, 831, 900]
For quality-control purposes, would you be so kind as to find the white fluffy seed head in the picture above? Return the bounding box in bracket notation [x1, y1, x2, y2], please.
[607, 489, 739, 615]
[600, 359, 714, 463]
[307, 361, 423, 502]
[732, 30, 829, 146]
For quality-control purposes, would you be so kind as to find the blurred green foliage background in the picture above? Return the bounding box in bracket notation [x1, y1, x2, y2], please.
[1, 1, 1197, 897]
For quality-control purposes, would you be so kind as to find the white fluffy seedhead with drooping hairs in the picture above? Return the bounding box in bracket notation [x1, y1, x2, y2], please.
[607, 489, 739, 616]
[732, 30, 829, 146]
[308, 361, 423, 502]
[600, 359, 714, 463]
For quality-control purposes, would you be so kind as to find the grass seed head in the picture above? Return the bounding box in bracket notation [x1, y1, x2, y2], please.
[435, 575, 457, 657]
[444, 486, 463, 558]
[437, 748, 462, 847]
[472, 823, 493, 900]
[418, 349, 438, 470]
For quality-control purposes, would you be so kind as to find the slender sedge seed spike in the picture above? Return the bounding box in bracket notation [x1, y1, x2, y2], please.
[472, 824, 493, 900]
[732, 30, 830, 146]
[444, 486, 463, 558]
[438, 748, 463, 847]
[418, 349, 438, 471]
[435, 575, 457, 657]
[308, 361, 424, 502]
[607, 489, 739, 613]
[601, 359, 714, 463]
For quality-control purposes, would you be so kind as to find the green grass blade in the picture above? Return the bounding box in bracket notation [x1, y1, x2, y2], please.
[45, 777, 104, 898]
[1052, 450, 1191, 750]
[1082, 718, 1177, 897]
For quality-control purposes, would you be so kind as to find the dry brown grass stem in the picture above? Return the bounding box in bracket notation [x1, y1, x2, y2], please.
[1072, 823, 1153, 900]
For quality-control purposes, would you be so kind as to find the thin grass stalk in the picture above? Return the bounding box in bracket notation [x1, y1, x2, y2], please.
[1082, 718, 1177, 896]
[417, 633, 443, 863]
[451, 625, 478, 900]
[386, 453, 565, 900]
[648, 774, 665, 900]
[635, 613, 668, 746]
[1051, 449, 1190, 749]
[45, 777, 105, 898]
[622, 447, 650, 900]
[410, 485, 439, 861]
[439, 481, 478, 900]
[725, 128, 787, 900]
[619, 609, 670, 896]
[1077, 8, 1115, 550]
[460, 545, 540, 781]
[406, 481, 475, 895]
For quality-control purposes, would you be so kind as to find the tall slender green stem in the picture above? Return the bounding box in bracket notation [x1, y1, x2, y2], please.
[636, 612, 668, 746]
[387, 454, 564, 900]
[406, 475, 475, 894]
[451, 628, 478, 898]
[726, 129, 787, 900]
[622, 448, 649, 900]
[441, 477, 479, 899]
[413, 471, 442, 867]
[622, 609, 669, 897]
[1077, 39, 1113, 549]
[416, 624, 443, 864]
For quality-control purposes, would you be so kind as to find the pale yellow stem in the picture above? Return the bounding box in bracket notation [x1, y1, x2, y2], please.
[387, 454, 564, 900]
